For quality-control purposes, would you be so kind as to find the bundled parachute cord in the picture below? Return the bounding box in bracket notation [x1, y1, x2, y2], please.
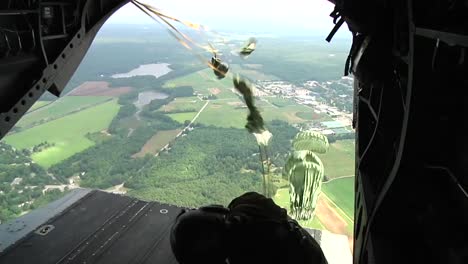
[233, 74, 273, 197]
[232, 75, 263, 134]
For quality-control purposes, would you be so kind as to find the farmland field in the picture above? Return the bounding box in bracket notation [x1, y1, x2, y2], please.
[133, 129, 181, 158]
[69, 81, 132, 96]
[266, 97, 298, 107]
[4, 100, 120, 167]
[319, 139, 355, 179]
[322, 176, 355, 219]
[229, 64, 279, 81]
[28, 101, 50, 112]
[159, 96, 204, 113]
[262, 105, 313, 123]
[316, 193, 354, 236]
[163, 69, 237, 99]
[295, 111, 327, 121]
[197, 102, 246, 128]
[17, 96, 112, 129]
[195, 99, 324, 128]
[167, 112, 198, 123]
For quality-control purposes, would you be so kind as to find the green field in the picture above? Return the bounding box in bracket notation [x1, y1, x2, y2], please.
[295, 111, 327, 121]
[195, 99, 321, 128]
[28, 101, 51, 112]
[253, 38, 350, 82]
[266, 97, 298, 107]
[4, 100, 120, 167]
[229, 64, 279, 81]
[159, 96, 205, 113]
[319, 139, 355, 179]
[197, 101, 246, 128]
[322, 176, 355, 220]
[263, 105, 315, 123]
[263, 98, 331, 121]
[17, 96, 112, 129]
[163, 69, 237, 99]
[167, 112, 198, 123]
[162, 69, 332, 126]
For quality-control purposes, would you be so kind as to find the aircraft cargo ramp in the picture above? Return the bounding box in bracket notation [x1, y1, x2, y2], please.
[0, 189, 351, 264]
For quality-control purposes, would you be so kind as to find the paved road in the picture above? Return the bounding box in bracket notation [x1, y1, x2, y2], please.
[172, 100, 210, 144]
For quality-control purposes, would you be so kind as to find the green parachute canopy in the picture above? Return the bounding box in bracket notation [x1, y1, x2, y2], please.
[239, 37, 257, 58]
[285, 150, 325, 220]
[292, 130, 329, 154]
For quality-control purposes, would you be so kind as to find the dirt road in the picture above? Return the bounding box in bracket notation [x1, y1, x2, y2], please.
[315, 194, 354, 252]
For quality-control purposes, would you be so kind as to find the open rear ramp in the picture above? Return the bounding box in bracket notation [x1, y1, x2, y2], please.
[0, 189, 351, 264]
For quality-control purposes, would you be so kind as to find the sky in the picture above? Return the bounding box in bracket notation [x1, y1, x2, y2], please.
[106, 0, 349, 37]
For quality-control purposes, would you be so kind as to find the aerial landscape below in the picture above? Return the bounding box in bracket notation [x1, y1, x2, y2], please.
[0, 23, 354, 250]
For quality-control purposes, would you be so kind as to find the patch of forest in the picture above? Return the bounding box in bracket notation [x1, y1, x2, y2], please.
[2, 31, 355, 223]
[0, 142, 63, 223]
[126, 121, 298, 207]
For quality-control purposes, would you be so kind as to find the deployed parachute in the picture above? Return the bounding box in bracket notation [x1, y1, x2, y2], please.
[285, 150, 325, 220]
[286, 130, 329, 220]
[239, 37, 257, 58]
[292, 131, 329, 153]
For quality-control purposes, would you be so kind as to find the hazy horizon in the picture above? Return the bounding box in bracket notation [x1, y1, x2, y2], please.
[105, 0, 351, 38]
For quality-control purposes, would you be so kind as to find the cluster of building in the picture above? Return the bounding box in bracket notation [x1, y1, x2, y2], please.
[256, 80, 297, 96]
[255, 79, 354, 137]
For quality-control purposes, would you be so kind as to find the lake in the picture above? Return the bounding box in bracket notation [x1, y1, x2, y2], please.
[112, 63, 172, 78]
